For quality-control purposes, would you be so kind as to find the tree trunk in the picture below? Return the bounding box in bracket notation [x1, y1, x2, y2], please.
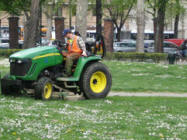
[69, 0, 72, 29]
[154, 0, 167, 53]
[23, 0, 40, 48]
[46, 16, 52, 40]
[153, 17, 157, 41]
[44, 4, 53, 40]
[0, 19, 1, 37]
[116, 28, 121, 42]
[76, 0, 88, 41]
[96, 0, 102, 35]
[57, 7, 62, 17]
[181, 13, 185, 38]
[174, 14, 179, 38]
[136, 0, 145, 53]
[36, 3, 42, 44]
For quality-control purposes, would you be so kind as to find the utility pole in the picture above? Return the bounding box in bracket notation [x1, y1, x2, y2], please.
[136, 0, 145, 52]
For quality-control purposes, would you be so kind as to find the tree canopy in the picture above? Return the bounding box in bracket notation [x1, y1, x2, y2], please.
[103, 0, 137, 41]
[0, 0, 30, 15]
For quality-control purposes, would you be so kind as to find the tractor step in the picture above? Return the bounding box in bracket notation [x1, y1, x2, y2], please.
[56, 77, 78, 82]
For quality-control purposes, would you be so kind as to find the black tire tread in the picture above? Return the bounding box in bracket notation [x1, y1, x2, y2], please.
[81, 62, 112, 99]
[35, 77, 53, 100]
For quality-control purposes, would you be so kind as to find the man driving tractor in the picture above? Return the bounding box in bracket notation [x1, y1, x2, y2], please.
[62, 29, 87, 76]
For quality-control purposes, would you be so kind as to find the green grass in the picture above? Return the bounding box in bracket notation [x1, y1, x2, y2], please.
[0, 57, 4, 61]
[0, 58, 187, 139]
[0, 66, 9, 78]
[0, 95, 186, 139]
[103, 60, 187, 93]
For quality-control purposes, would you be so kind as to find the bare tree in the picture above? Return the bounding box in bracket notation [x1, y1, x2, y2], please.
[104, 0, 136, 42]
[136, 0, 145, 52]
[154, 0, 168, 53]
[76, 0, 88, 41]
[174, 14, 179, 38]
[23, 0, 40, 48]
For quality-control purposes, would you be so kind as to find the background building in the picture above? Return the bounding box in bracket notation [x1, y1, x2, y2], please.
[0, 1, 187, 39]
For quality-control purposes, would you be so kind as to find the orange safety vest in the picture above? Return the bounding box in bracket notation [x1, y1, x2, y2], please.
[67, 36, 83, 53]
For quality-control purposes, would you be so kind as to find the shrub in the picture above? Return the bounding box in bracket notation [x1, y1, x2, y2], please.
[104, 52, 168, 63]
[0, 49, 168, 63]
[0, 49, 22, 57]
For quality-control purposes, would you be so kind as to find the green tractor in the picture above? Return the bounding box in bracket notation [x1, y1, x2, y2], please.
[0, 37, 112, 100]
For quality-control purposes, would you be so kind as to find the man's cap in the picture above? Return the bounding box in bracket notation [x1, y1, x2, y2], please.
[63, 29, 71, 36]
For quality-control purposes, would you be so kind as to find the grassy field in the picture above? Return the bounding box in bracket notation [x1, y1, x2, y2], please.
[0, 58, 187, 139]
[0, 95, 186, 140]
[103, 60, 187, 93]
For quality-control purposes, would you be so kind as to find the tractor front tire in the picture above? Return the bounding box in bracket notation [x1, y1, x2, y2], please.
[81, 62, 112, 99]
[35, 77, 53, 100]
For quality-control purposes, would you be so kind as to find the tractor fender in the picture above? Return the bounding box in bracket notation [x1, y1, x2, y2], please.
[73, 56, 101, 81]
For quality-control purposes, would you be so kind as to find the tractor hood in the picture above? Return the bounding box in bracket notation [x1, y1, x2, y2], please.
[10, 46, 58, 59]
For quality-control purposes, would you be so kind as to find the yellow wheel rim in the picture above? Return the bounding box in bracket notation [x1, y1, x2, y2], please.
[90, 71, 107, 93]
[44, 83, 52, 99]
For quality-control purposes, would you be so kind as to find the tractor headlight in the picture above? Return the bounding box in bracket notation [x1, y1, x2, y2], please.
[9, 59, 15, 63]
[17, 60, 23, 64]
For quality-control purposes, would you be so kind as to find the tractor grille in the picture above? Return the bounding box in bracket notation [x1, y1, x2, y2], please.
[10, 59, 32, 76]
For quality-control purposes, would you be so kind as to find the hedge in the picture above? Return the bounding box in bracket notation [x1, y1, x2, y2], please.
[0, 49, 22, 57]
[104, 52, 168, 63]
[0, 49, 168, 63]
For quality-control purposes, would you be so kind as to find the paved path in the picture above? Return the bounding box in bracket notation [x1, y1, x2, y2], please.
[64, 92, 187, 101]
[109, 92, 187, 98]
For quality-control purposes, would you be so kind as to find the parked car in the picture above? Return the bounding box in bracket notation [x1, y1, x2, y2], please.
[0, 38, 9, 49]
[165, 39, 187, 47]
[146, 41, 178, 54]
[178, 40, 187, 57]
[144, 40, 154, 52]
[0, 38, 24, 49]
[18, 40, 24, 49]
[41, 38, 50, 46]
[113, 40, 136, 52]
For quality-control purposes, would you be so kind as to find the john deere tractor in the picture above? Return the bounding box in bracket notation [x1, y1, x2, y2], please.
[0, 36, 112, 100]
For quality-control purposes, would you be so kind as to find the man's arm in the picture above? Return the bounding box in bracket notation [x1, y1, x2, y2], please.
[77, 36, 87, 56]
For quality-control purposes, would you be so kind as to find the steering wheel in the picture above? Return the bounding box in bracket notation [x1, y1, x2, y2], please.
[52, 40, 67, 51]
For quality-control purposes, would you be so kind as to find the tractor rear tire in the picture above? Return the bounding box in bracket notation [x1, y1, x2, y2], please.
[35, 77, 53, 100]
[1, 74, 20, 95]
[81, 62, 112, 99]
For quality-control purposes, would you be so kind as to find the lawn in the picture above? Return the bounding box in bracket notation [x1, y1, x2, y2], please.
[0, 58, 187, 139]
[103, 60, 187, 93]
[0, 95, 186, 139]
